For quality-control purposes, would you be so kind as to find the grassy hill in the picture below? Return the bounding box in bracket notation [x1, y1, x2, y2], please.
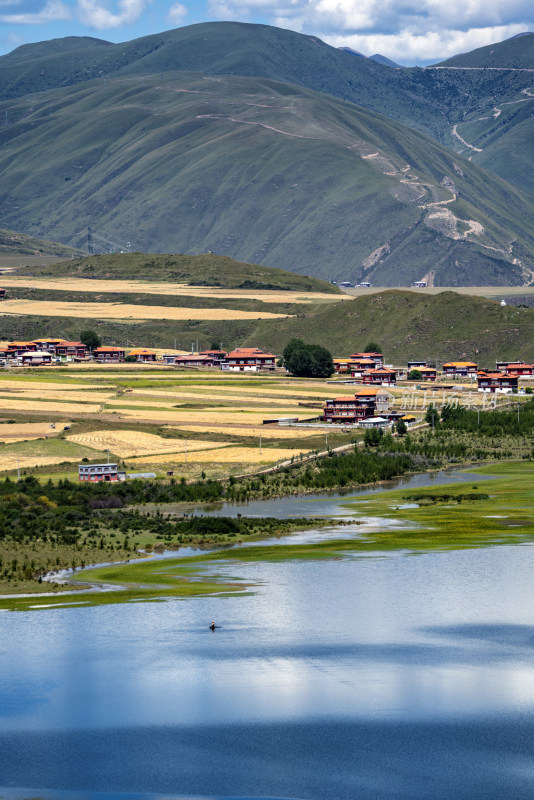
[0, 228, 82, 260]
[252, 290, 534, 364]
[437, 33, 534, 69]
[19, 252, 341, 293]
[1, 73, 533, 285]
[0, 288, 533, 365]
[1, 22, 533, 192]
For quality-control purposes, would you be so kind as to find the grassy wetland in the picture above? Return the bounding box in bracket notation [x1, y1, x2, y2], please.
[2, 460, 533, 611]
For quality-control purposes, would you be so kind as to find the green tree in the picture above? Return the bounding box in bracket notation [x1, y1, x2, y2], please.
[80, 330, 102, 351]
[283, 338, 334, 378]
[364, 342, 382, 354]
[395, 419, 408, 436]
[425, 404, 440, 429]
[408, 369, 422, 381]
[364, 428, 383, 447]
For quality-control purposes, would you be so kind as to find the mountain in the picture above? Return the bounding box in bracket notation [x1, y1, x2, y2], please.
[436, 32, 534, 69]
[369, 54, 402, 68]
[0, 227, 82, 258]
[252, 290, 534, 364]
[1, 22, 532, 196]
[19, 252, 341, 293]
[0, 72, 533, 285]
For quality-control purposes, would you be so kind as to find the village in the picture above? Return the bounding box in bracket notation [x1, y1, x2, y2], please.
[0, 336, 531, 447]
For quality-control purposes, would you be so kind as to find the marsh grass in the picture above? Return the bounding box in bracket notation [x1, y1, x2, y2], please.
[4, 462, 534, 611]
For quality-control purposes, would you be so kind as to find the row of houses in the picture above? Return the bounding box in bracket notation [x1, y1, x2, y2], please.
[161, 347, 277, 371]
[0, 339, 279, 371]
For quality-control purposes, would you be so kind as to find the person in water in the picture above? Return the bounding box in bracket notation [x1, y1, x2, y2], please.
[209, 621, 216, 630]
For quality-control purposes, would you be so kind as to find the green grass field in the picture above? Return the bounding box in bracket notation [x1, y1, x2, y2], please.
[2, 461, 533, 611]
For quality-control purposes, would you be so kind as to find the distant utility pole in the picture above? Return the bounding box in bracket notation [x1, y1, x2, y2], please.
[88, 226, 94, 255]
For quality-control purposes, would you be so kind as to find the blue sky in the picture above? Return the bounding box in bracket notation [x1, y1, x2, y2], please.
[0, 0, 533, 64]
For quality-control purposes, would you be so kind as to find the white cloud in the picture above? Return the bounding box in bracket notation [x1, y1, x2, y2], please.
[208, 0, 534, 61]
[0, 0, 70, 23]
[76, 0, 147, 29]
[167, 1, 186, 24]
[322, 24, 531, 62]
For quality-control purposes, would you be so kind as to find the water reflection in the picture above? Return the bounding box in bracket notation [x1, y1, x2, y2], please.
[2, 469, 534, 798]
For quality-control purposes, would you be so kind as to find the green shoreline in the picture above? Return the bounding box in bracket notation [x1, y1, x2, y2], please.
[1, 461, 533, 611]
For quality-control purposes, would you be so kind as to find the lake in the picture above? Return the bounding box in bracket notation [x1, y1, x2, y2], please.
[1, 469, 534, 799]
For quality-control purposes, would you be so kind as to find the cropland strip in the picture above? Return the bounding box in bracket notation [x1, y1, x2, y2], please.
[0, 421, 73, 442]
[128, 446, 310, 464]
[0, 454, 84, 471]
[0, 277, 345, 305]
[0, 398, 102, 413]
[167, 424, 326, 438]
[111, 408, 317, 424]
[0, 300, 292, 321]
[67, 431, 235, 458]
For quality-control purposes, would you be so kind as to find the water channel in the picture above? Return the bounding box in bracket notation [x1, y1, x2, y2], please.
[1, 468, 534, 799]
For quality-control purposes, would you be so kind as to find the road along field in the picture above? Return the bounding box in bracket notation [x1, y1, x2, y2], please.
[0, 299, 291, 321]
[0, 277, 346, 305]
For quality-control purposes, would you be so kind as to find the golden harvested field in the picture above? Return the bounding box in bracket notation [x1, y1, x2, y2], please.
[0, 379, 116, 392]
[119, 389, 306, 406]
[0, 398, 102, 413]
[67, 430, 233, 458]
[0, 277, 345, 305]
[1, 389, 115, 403]
[134, 386, 342, 401]
[126, 446, 308, 465]
[0, 300, 292, 322]
[106, 399, 310, 415]
[167, 424, 327, 439]
[113, 409, 317, 424]
[0, 454, 81, 471]
[0, 421, 72, 442]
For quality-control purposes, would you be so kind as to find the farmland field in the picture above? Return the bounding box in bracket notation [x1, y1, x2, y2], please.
[0, 277, 345, 305]
[0, 367, 345, 478]
[0, 364, 514, 481]
[66, 430, 235, 458]
[0, 299, 291, 322]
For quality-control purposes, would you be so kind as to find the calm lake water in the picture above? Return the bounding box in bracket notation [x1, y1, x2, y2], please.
[2, 469, 534, 799]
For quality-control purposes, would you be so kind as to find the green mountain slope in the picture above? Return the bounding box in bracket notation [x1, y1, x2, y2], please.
[0, 227, 82, 258]
[20, 252, 341, 293]
[0, 288, 531, 365]
[252, 290, 534, 364]
[1, 23, 533, 196]
[436, 32, 534, 69]
[1, 72, 533, 285]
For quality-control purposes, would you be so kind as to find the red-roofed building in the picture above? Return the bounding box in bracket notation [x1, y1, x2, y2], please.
[350, 358, 378, 378]
[477, 371, 519, 393]
[222, 348, 276, 371]
[361, 367, 397, 386]
[7, 341, 37, 356]
[54, 341, 88, 359]
[502, 362, 534, 376]
[199, 349, 227, 366]
[93, 346, 125, 362]
[418, 367, 438, 382]
[128, 348, 157, 362]
[350, 352, 384, 367]
[164, 354, 215, 367]
[323, 387, 391, 423]
[31, 338, 65, 351]
[442, 361, 478, 377]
